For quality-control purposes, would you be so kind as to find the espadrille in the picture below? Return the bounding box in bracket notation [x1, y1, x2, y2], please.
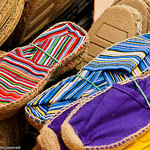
[25, 33, 150, 130]
[61, 74, 150, 150]
[112, 0, 150, 33]
[77, 4, 143, 69]
[0, 22, 88, 146]
[0, 21, 88, 119]
[0, 0, 24, 46]
[37, 101, 81, 150]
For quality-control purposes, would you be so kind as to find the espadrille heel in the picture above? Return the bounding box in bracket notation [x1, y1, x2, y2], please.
[112, 0, 150, 33]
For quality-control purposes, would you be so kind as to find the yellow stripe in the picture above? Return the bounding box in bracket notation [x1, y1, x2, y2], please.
[118, 73, 125, 81]
[131, 71, 136, 77]
[36, 107, 46, 116]
[82, 93, 91, 97]
[93, 57, 142, 66]
[109, 71, 116, 82]
[33, 94, 44, 105]
[47, 109, 59, 114]
[27, 107, 32, 114]
[134, 37, 150, 43]
[125, 130, 150, 150]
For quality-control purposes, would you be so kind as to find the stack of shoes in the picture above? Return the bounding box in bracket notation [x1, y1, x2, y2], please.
[0, 0, 24, 46]
[25, 32, 150, 131]
[0, 21, 88, 147]
[38, 73, 150, 150]
[24, 1, 150, 149]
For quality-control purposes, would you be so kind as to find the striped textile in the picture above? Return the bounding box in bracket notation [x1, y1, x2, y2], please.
[0, 22, 87, 106]
[26, 33, 150, 123]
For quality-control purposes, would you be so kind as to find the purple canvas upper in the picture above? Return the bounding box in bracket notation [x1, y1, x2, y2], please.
[67, 75, 150, 147]
[47, 102, 80, 150]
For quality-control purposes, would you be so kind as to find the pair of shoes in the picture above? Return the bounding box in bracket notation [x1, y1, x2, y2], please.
[37, 73, 150, 150]
[25, 33, 150, 130]
[0, 22, 88, 146]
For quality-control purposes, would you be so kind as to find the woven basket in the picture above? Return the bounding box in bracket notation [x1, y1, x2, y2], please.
[0, 0, 24, 46]
[0, 21, 88, 147]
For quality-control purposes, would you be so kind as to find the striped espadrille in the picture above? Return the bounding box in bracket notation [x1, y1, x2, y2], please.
[76, 4, 143, 69]
[0, 21, 88, 147]
[25, 33, 150, 131]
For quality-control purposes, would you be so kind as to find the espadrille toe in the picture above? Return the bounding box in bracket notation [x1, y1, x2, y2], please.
[61, 75, 150, 150]
[26, 33, 150, 130]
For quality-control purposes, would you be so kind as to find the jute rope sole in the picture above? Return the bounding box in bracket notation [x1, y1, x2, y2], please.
[0, 0, 17, 29]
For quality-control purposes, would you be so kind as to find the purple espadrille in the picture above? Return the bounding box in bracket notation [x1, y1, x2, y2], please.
[61, 74, 150, 150]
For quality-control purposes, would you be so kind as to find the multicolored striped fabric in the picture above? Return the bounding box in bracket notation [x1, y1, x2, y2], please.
[26, 33, 150, 124]
[0, 22, 87, 107]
